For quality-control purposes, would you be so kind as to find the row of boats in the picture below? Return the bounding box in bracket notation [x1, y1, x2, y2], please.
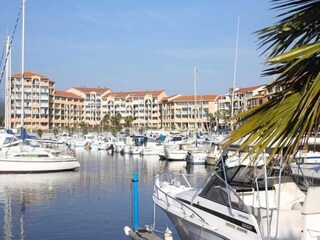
[57, 131, 226, 164]
[1, 128, 320, 239]
[56, 131, 320, 181]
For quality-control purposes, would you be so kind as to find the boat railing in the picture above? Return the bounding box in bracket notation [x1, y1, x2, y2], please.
[154, 172, 208, 224]
[157, 171, 208, 189]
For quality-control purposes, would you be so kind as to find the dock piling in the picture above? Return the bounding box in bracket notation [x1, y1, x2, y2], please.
[132, 172, 139, 231]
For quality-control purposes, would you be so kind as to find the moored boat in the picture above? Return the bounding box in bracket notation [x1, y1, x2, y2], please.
[0, 145, 80, 173]
[153, 162, 320, 239]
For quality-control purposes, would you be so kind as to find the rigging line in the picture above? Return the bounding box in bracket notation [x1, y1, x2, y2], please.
[0, 3, 23, 83]
[0, 43, 6, 70]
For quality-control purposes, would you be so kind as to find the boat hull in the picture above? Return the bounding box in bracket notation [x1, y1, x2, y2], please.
[165, 211, 226, 240]
[0, 158, 80, 173]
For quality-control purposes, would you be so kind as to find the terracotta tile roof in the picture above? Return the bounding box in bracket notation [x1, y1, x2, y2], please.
[173, 94, 219, 102]
[12, 71, 48, 78]
[159, 94, 180, 103]
[54, 90, 84, 99]
[72, 87, 110, 94]
[234, 85, 265, 93]
[105, 90, 164, 98]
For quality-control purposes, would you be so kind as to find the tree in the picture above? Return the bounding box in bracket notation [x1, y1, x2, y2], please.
[37, 128, 43, 138]
[223, 0, 320, 166]
[124, 115, 134, 128]
[208, 113, 215, 131]
[53, 127, 59, 138]
[101, 114, 111, 132]
[111, 112, 122, 132]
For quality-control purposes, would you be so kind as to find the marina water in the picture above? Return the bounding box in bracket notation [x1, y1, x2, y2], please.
[0, 149, 212, 239]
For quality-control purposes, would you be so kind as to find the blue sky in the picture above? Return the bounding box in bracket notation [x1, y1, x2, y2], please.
[0, 1, 278, 97]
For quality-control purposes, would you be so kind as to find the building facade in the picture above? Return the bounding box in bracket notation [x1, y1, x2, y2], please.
[102, 90, 167, 129]
[66, 87, 111, 126]
[8, 71, 270, 132]
[160, 94, 219, 131]
[10, 72, 55, 130]
[52, 90, 85, 129]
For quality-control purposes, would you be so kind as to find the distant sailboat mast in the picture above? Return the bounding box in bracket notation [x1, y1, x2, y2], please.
[194, 65, 198, 130]
[5, 36, 11, 129]
[21, 0, 25, 130]
[231, 16, 240, 129]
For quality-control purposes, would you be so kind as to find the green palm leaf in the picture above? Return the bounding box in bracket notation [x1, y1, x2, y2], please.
[223, 0, 320, 166]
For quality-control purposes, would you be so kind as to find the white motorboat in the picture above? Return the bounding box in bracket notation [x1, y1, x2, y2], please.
[113, 135, 126, 153]
[114, 142, 124, 153]
[205, 142, 223, 165]
[164, 143, 190, 161]
[0, 145, 80, 173]
[291, 150, 320, 179]
[130, 146, 143, 155]
[121, 145, 132, 154]
[121, 136, 135, 154]
[158, 149, 166, 160]
[153, 164, 320, 240]
[186, 140, 220, 165]
[141, 144, 164, 156]
[186, 149, 207, 165]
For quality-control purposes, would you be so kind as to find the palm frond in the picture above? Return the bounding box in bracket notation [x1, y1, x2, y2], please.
[223, 0, 320, 165]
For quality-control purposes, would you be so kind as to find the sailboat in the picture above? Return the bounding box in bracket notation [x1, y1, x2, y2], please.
[0, 0, 80, 173]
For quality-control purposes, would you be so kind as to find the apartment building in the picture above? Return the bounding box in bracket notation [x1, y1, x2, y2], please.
[10, 71, 55, 131]
[233, 85, 267, 111]
[66, 87, 111, 126]
[102, 90, 167, 129]
[8, 71, 269, 132]
[52, 90, 85, 129]
[160, 94, 219, 130]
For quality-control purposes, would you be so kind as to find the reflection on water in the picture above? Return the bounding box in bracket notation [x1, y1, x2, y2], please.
[0, 149, 213, 240]
[0, 171, 80, 240]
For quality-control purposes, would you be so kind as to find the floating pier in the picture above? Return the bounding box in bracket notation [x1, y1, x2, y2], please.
[124, 227, 163, 240]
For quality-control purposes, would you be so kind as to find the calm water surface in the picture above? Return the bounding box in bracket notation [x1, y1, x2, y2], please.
[0, 149, 212, 240]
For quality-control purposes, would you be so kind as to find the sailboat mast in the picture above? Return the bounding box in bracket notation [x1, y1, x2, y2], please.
[193, 65, 197, 130]
[5, 36, 11, 129]
[231, 16, 240, 118]
[21, 0, 25, 129]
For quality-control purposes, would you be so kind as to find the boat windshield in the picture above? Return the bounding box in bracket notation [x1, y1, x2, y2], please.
[199, 165, 293, 212]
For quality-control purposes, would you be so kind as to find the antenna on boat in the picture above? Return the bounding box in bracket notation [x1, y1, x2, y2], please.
[231, 16, 240, 130]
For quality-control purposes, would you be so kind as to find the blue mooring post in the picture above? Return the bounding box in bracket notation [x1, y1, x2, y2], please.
[132, 172, 139, 231]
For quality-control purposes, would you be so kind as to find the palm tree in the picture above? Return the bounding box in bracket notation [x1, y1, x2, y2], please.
[101, 114, 111, 132]
[223, 0, 320, 166]
[124, 115, 134, 128]
[53, 127, 59, 138]
[111, 112, 122, 132]
[208, 113, 215, 131]
[217, 109, 231, 132]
